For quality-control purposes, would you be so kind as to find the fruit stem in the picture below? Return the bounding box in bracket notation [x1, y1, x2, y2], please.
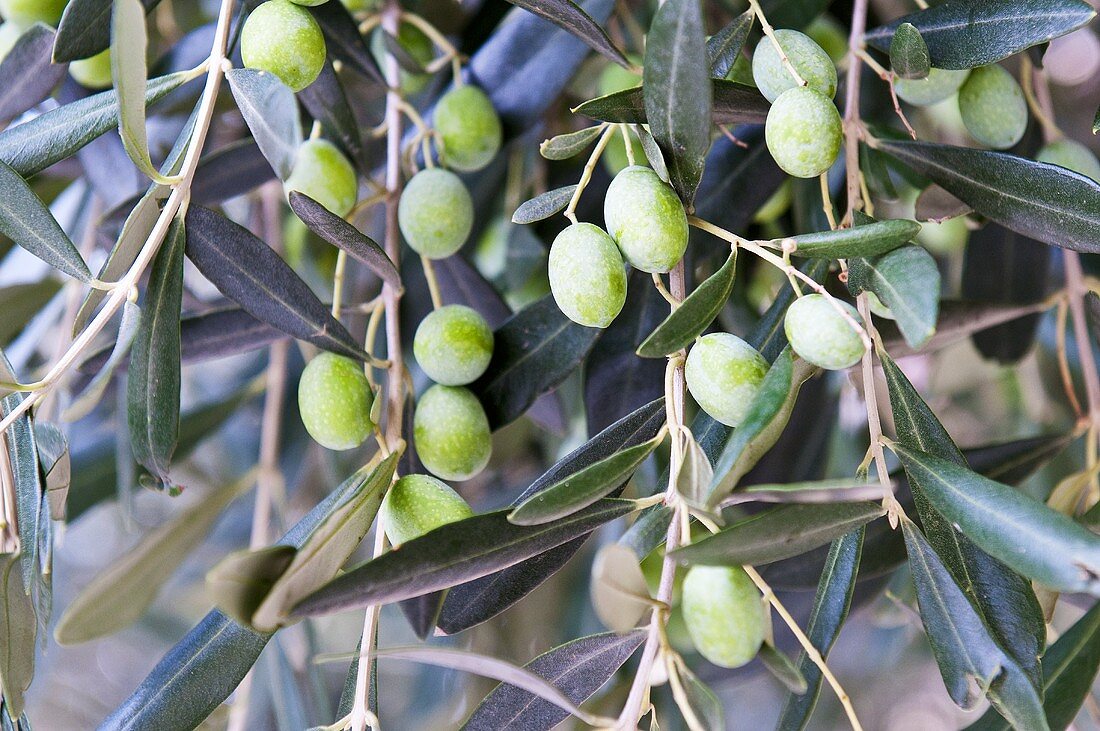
[420, 255, 443, 310]
[818, 173, 837, 230]
[747, 0, 807, 88]
[332, 249, 348, 319]
[563, 124, 617, 224]
[1021, 56, 1062, 144]
[619, 123, 635, 166]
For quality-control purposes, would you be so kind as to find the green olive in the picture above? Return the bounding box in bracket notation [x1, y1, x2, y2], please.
[413, 304, 494, 386]
[682, 565, 768, 668]
[957, 65, 1027, 150]
[752, 30, 837, 103]
[784, 293, 865, 370]
[241, 0, 326, 92]
[597, 58, 641, 98]
[398, 168, 474, 259]
[297, 352, 374, 450]
[603, 165, 688, 273]
[917, 215, 969, 255]
[804, 15, 848, 64]
[414, 385, 492, 481]
[284, 138, 358, 216]
[380, 474, 474, 545]
[434, 85, 502, 173]
[894, 68, 970, 107]
[685, 333, 769, 427]
[370, 21, 433, 94]
[340, 0, 381, 11]
[765, 87, 842, 179]
[0, 0, 66, 28]
[1037, 138, 1100, 181]
[68, 48, 112, 89]
[548, 222, 627, 328]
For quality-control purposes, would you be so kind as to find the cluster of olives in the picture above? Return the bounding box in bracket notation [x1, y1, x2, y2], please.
[0, 0, 113, 88]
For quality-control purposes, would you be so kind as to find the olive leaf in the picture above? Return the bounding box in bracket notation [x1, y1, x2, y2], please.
[62, 300, 142, 422]
[0, 392, 41, 590]
[512, 186, 577, 225]
[879, 298, 1053, 358]
[575, 79, 768, 128]
[503, 0, 629, 67]
[915, 184, 971, 223]
[589, 543, 652, 633]
[308, 0, 383, 81]
[539, 126, 605, 160]
[706, 10, 752, 78]
[226, 68, 302, 180]
[0, 161, 90, 281]
[0, 554, 35, 719]
[759, 644, 808, 695]
[637, 250, 736, 358]
[889, 23, 929, 79]
[783, 218, 921, 259]
[54, 0, 159, 62]
[297, 60, 364, 169]
[34, 424, 70, 521]
[848, 245, 940, 349]
[205, 545, 297, 627]
[723, 478, 883, 505]
[288, 192, 400, 289]
[0, 24, 67, 124]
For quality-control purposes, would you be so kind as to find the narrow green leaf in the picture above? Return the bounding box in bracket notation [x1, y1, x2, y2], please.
[759, 644, 808, 694]
[890, 23, 930, 79]
[226, 68, 302, 180]
[635, 125, 668, 181]
[706, 10, 752, 78]
[0, 160, 90, 281]
[0, 24, 67, 124]
[34, 424, 70, 521]
[204, 545, 296, 628]
[504, 0, 629, 66]
[848, 245, 940, 349]
[675, 435, 714, 509]
[0, 281, 60, 346]
[53, 0, 158, 63]
[725, 478, 883, 505]
[288, 192, 400, 290]
[0, 555, 34, 719]
[677, 663, 724, 731]
[512, 185, 577, 225]
[574, 78, 768, 127]
[784, 218, 921, 259]
[539, 126, 605, 160]
[112, 0, 171, 183]
[880, 299, 1052, 358]
[0, 393, 41, 591]
[63, 300, 142, 422]
[637, 250, 736, 357]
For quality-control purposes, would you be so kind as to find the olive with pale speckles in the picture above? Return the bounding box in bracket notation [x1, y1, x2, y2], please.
[0, 0, 66, 28]
[241, 0, 326, 92]
[752, 30, 837, 103]
[1038, 138, 1100, 181]
[380, 474, 474, 546]
[284, 139, 358, 216]
[69, 49, 112, 89]
[548, 223, 627, 328]
[398, 168, 474, 259]
[784, 293, 865, 370]
[297, 352, 374, 450]
[894, 68, 969, 107]
[958, 65, 1027, 150]
[413, 305, 494, 386]
[603, 165, 687, 274]
[435, 85, 502, 173]
[685, 333, 768, 427]
[414, 385, 491, 481]
[765, 87, 842, 178]
[682, 565, 768, 669]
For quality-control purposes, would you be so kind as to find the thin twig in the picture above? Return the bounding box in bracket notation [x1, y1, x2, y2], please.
[564, 125, 616, 224]
[747, 0, 806, 88]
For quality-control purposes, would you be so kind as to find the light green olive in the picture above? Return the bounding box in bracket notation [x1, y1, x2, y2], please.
[784, 293, 865, 370]
[1037, 138, 1100, 181]
[685, 333, 769, 427]
[241, 0, 325, 92]
[380, 474, 474, 546]
[917, 215, 969, 255]
[603, 165, 688, 273]
[398, 168, 474, 259]
[434, 85, 502, 173]
[548, 222, 627, 328]
[297, 352, 374, 450]
[752, 29, 837, 103]
[370, 21, 433, 94]
[0, 23, 22, 62]
[0, 0, 66, 28]
[894, 67, 970, 107]
[413, 304, 494, 386]
[69, 48, 112, 89]
[765, 87, 842, 179]
[957, 65, 1027, 150]
[340, 0, 381, 11]
[414, 385, 492, 481]
[682, 565, 768, 669]
[284, 138, 358, 216]
[596, 60, 646, 175]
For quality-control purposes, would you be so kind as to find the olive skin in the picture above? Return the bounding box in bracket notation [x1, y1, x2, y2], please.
[0, 0, 66, 28]
[957, 65, 1027, 150]
[1038, 139, 1100, 181]
[69, 49, 112, 89]
[241, 0, 326, 92]
[682, 565, 768, 669]
[603, 165, 688, 273]
[284, 139, 358, 216]
[398, 168, 474, 259]
[752, 30, 837, 103]
[784, 293, 865, 370]
[380, 474, 474, 546]
[765, 87, 842, 179]
[685, 333, 769, 427]
[435, 85, 502, 173]
[413, 305, 494, 386]
[297, 352, 374, 450]
[414, 385, 492, 481]
[548, 223, 627, 328]
[917, 215, 969, 255]
[894, 68, 970, 107]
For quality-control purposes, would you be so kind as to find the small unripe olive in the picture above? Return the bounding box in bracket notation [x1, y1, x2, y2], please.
[597, 59, 641, 98]
[284, 139, 358, 216]
[370, 21, 433, 94]
[69, 48, 112, 89]
[413, 304, 494, 386]
[548, 222, 627, 328]
[241, 0, 326, 93]
[752, 30, 837, 103]
[917, 215, 969, 255]
[894, 68, 970, 107]
[297, 352, 374, 450]
[340, 0, 381, 11]
[603, 165, 688, 273]
[685, 333, 769, 427]
[0, 0, 66, 28]
[682, 565, 768, 669]
[414, 385, 492, 481]
[1037, 138, 1100, 181]
[380, 474, 474, 546]
[725, 54, 755, 86]
[398, 168, 474, 259]
[765, 87, 842, 179]
[784, 293, 865, 370]
[957, 65, 1027, 150]
[434, 85, 502, 173]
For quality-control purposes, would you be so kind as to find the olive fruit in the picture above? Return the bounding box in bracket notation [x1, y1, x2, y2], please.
[784, 293, 865, 370]
[0, 0, 66, 28]
[398, 168, 474, 259]
[414, 385, 492, 481]
[917, 215, 969, 255]
[596, 61, 645, 175]
[603, 165, 688, 273]
[804, 15, 848, 64]
[548, 223, 627, 328]
[765, 87, 842, 178]
[894, 68, 970, 107]
[380, 474, 473, 546]
[682, 565, 768, 669]
[297, 352, 374, 450]
[685, 333, 769, 427]
[1038, 138, 1100, 181]
[434, 85, 502, 173]
[370, 21, 433, 94]
[957, 65, 1027, 150]
[241, 0, 326, 92]
[0, 23, 18, 63]
[284, 139, 358, 216]
[413, 305, 494, 386]
[69, 48, 112, 89]
[752, 30, 837, 103]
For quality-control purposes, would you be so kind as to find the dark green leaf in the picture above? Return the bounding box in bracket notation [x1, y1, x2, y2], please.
[635, 125, 668, 181]
[381, 30, 426, 74]
[0, 161, 90, 281]
[706, 10, 752, 78]
[0, 555, 35, 719]
[112, 0, 167, 182]
[504, 0, 629, 66]
[288, 192, 400, 289]
[53, 0, 158, 62]
[574, 79, 768, 127]
[308, 0, 382, 81]
[759, 644, 808, 695]
[890, 23, 930, 79]
[784, 218, 921, 259]
[1, 393, 42, 590]
[725, 479, 883, 505]
[512, 186, 577, 225]
[848, 245, 940, 349]
[539, 126, 605, 160]
[966, 433, 1073, 487]
[296, 60, 364, 171]
[226, 68, 302, 181]
[677, 664, 724, 730]
[0, 24, 67, 124]
[637, 250, 736, 357]
[204, 545, 296, 628]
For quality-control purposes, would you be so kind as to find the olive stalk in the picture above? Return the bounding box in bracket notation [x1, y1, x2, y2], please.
[746, 0, 806, 88]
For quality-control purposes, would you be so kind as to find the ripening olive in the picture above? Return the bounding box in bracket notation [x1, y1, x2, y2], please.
[548, 223, 627, 328]
[398, 168, 474, 259]
[241, 0, 326, 93]
[413, 305, 494, 386]
[685, 333, 769, 427]
[917, 215, 969, 255]
[380, 474, 474, 546]
[297, 352, 374, 450]
[682, 565, 768, 669]
[370, 21, 433, 94]
[603, 165, 688, 273]
[1038, 138, 1100, 181]
[414, 385, 492, 481]
[434, 85, 502, 173]
[784, 293, 865, 370]
[894, 68, 970, 107]
[0, 0, 66, 28]
[765, 87, 842, 179]
[284, 139, 358, 216]
[752, 30, 837, 103]
[597, 60, 646, 175]
[957, 65, 1027, 150]
[69, 48, 112, 89]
